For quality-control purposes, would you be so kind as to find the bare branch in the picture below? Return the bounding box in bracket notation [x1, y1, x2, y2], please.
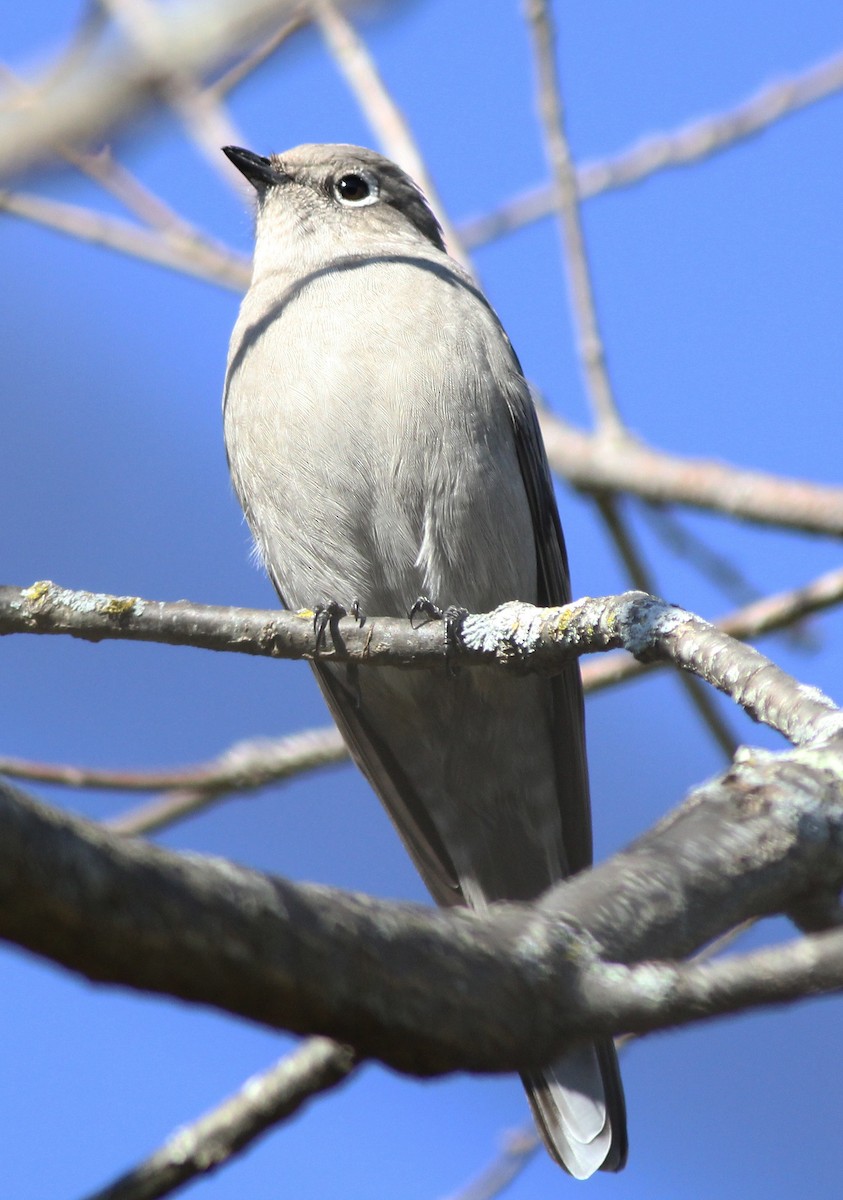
[0, 189, 250, 289]
[107, 730, 348, 836]
[524, 0, 624, 435]
[313, 0, 469, 269]
[100, 0, 248, 188]
[594, 494, 738, 757]
[81, 1039, 355, 1200]
[2, 583, 840, 744]
[540, 414, 843, 537]
[441, 1127, 540, 1200]
[6, 563, 842, 823]
[583, 562, 843, 694]
[0, 62, 200, 235]
[0, 728, 345, 795]
[523, 3, 740, 759]
[0, 729, 348, 835]
[0, 0, 340, 177]
[459, 49, 843, 248]
[2, 743, 843, 1075]
[208, 10, 311, 98]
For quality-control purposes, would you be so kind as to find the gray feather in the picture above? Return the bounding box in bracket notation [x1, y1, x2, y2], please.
[223, 142, 627, 1176]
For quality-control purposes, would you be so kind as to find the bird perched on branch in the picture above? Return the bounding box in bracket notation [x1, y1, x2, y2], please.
[222, 141, 627, 1178]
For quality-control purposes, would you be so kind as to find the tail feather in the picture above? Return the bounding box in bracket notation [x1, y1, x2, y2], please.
[522, 1038, 627, 1179]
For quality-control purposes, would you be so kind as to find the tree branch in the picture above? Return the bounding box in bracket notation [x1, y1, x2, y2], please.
[0, 188, 250, 289]
[459, 48, 843, 248]
[0, 729, 346, 797]
[105, 729, 348, 836]
[540, 414, 843, 537]
[0, 0, 365, 177]
[313, 0, 469, 269]
[80, 1039, 355, 1200]
[582, 563, 843, 694]
[525, 0, 624, 435]
[2, 740, 843, 1077]
[7, 563, 842, 816]
[2, 584, 840, 744]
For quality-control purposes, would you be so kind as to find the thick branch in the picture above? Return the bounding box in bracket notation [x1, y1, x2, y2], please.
[2, 744, 843, 1076]
[0, 0, 358, 177]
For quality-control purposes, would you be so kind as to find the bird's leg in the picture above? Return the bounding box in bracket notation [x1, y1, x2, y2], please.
[409, 596, 466, 676]
[313, 600, 347, 650]
[314, 600, 365, 704]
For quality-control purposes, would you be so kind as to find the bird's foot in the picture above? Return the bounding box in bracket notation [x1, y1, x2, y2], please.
[408, 595, 443, 627]
[313, 601, 365, 703]
[313, 600, 347, 650]
[409, 596, 466, 676]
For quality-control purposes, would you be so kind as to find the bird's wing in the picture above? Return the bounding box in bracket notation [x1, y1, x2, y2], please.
[502, 377, 628, 1175]
[502, 377, 593, 873]
[309, 658, 464, 908]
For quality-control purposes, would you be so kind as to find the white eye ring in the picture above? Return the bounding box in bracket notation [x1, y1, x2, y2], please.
[333, 171, 379, 206]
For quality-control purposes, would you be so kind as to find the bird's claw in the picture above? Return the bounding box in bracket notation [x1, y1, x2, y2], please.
[409, 596, 466, 676]
[409, 595, 443, 627]
[313, 600, 347, 650]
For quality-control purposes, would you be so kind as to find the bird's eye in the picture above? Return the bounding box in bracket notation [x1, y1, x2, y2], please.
[333, 172, 377, 205]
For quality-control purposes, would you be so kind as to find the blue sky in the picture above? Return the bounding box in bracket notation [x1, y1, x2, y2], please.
[2, 2, 843, 1197]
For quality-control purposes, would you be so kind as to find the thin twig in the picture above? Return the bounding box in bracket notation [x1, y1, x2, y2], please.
[595, 495, 738, 756]
[79, 1039, 356, 1200]
[0, 188, 250, 289]
[440, 1127, 540, 1200]
[312, 0, 470, 269]
[525, 2, 734, 754]
[638, 503, 818, 651]
[640, 503, 766, 608]
[459, 48, 843, 248]
[0, 728, 348, 832]
[540, 413, 843, 537]
[0, 729, 344, 795]
[108, 730, 348, 835]
[100, 0, 248, 188]
[524, 0, 624, 435]
[208, 9, 311, 97]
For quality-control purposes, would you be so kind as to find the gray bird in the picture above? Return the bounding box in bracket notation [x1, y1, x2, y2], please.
[222, 142, 627, 1178]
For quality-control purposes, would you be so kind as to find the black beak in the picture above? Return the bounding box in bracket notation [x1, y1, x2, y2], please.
[222, 145, 285, 190]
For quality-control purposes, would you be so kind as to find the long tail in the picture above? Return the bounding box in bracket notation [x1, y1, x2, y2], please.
[522, 1038, 627, 1179]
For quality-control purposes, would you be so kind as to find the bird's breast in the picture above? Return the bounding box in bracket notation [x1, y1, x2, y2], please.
[224, 255, 537, 616]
